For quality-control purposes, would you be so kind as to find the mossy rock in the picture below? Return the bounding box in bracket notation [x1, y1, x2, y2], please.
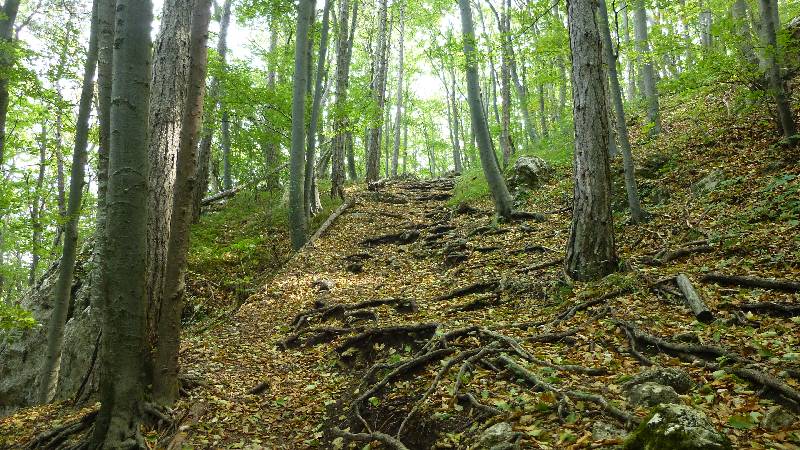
[624, 404, 732, 450]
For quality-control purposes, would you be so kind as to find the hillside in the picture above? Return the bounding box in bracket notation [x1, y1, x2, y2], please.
[2, 83, 799, 449]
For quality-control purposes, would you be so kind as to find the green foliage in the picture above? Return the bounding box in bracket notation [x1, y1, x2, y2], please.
[0, 302, 36, 340]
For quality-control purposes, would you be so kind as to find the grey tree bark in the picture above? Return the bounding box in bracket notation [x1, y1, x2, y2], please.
[538, 84, 549, 137]
[90, 0, 153, 445]
[289, 0, 314, 250]
[391, 0, 405, 177]
[622, 3, 635, 100]
[732, 0, 759, 67]
[598, 0, 646, 224]
[758, 0, 796, 140]
[28, 125, 47, 286]
[264, 26, 280, 191]
[509, 47, 538, 145]
[145, 0, 195, 386]
[633, 0, 661, 136]
[152, 0, 211, 406]
[458, 0, 513, 220]
[448, 66, 464, 172]
[564, 0, 617, 281]
[305, 0, 332, 218]
[331, 0, 356, 198]
[365, 0, 388, 182]
[38, 0, 99, 404]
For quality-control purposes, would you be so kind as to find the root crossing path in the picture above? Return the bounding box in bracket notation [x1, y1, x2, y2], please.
[172, 176, 799, 449]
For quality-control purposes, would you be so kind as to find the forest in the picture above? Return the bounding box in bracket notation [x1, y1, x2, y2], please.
[0, 0, 799, 447]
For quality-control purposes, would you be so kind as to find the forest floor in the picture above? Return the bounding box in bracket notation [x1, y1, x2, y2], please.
[2, 84, 800, 449]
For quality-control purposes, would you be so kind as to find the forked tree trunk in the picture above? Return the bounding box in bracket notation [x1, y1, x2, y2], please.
[565, 0, 617, 281]
[289, 0, 315, 250]
[90, 0, 153, 445]
[152, 0, 211, 405]
[458, 0, 513, 220]
[38, 0, 99, 404]
[598, 0, 646, 224]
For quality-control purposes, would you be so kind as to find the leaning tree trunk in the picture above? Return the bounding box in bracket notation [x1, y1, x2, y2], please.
[90, 0, 153, 445]
[458, 0, 513, 220]
[305, 0, 332, 218]
[598, 0, 646, 224]
[38, 0, 100, 404]
[564, 0, 617, 281]
[365, 0, 389, 182]
[289, 0, 314, 250]
[152, 0, 211, 406]
[391, 0, 405, 177]
[145, 0, 195, 388]
[633, 0, 661, 136]
[758, 0, 796, 140]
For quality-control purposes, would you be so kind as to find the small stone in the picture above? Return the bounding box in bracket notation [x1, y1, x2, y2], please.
[473, 422, 521, 450]
[624, 404, 732, 450]
[592, 421, 627, 441]
[444, 252, 468, 267]
[763, 405, 796, 431]
[623, 367, 693, 394]
[627, 382, 680, 407]
[345, 262, 363, 274]
[311, 279, 335, 291]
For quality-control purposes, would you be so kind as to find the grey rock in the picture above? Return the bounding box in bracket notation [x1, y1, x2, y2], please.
[627, 382, 680, 407]
[623, 367, 693, 394]
[472, 422, 521, 450]
[592, 421, 627, 440]
[763, 405, 796, 431]
[624, 404, 732, 450]
[691, 169, 725, 196]
[507, 156, 553, 191]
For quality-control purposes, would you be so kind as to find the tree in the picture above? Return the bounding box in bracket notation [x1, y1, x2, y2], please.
[758, 0, 796, 140]
[458, 0, 512, 220]
[564, 0, 617, 281]
[90, 0, 153, 445]
[289, 0, 315, 250]
[331, 0, 358, 198]
[305, 0, 332, 218]
[38, 0, 100, 404]
[152, 0, 212, 405]
[598, 0, 646, 224]
[633, 0, 661, 136]
[365, 0, 388, 182]
[391, 0, 405, 177]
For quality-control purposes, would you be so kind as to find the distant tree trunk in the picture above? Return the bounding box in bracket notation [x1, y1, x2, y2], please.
[38, 0, 99, 404]
[449, 67, 464, 172]
[289, 0, 314, 250]
[218, 1, 233, 191]
[458, 0, 513, 219]
[401, 102, 408, 173]
[509, 48, 537, 145]
[699, 0, 712, 49]
[28, 126, 47, 286]
[305, 0, 331, 218]
[622, 3, 636, 100]
[145, 0, 195, 387]
[538, 84, 549, 137]
[565, 0, 617, 281]
[599, 0, 646, 224]
[152, 0, 211, 405]
[732, 0, 758, 67]
[391, 1, 405, 177]
[193, 0, 233, 221]
[758, 0, 796, 140]
[331, 0, 356, 198]
[498, 0, 512, 168]
[345, 1, 359, 181]
[366, 0, 389, 182]
[264, 27, 280, 191]
[90, 0, 153, 445]
[633, 0, 661, 136]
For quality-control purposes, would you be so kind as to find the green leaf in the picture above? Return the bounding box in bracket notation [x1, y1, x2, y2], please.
[728, 415, 755, 430]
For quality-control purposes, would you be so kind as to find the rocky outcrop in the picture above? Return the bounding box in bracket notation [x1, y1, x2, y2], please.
[624, 404, 732, 450]
[0, 244, 99, 417]
[627, 381, 680, 407]
[506, 156, 553, 191]
[471, 422, 521, 450]
[623, 367, 693, 394]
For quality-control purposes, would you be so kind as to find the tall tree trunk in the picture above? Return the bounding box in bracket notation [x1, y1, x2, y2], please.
[633, 0, 661, 136]
[449, 66, 464, 172]
[264, 26, 280, 191]
[498, 0, 512, 168]
[732, 0, 759, 67]
[700, 0, 712, 50]
[622, 3, 636, 100]
[509, 48, 537, 144]
[344, 0, 359, 181]
[365, 0, 389, 182]
[458, 0, 512, 219]
[145, 0, 195, 388]
[218, 0, 233, 190]
[305, 0, 332, 218]
[28, 125, 47, 286]
[565, 0, 617, 281]
[193, 0, 233, 221]
[391, 0, 405, 177]
[90, 0, 153, 445]
[289, 0, 314, 250]
[152, 0, 211, 405]
[599, 0, 646, 224]
[758, 0, 796, 140]
[38, 0, 100, 404]
[331, 0, 355, 198]
[538, 84, 549, 137]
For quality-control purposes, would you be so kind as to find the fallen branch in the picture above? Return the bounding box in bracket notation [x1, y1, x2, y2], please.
[643, 241, 712, 265]
[701, 273, 800, 293]
[434, 281, 499, 301]
[305, 198, 355, 248]
[723, 302, 800, 317]
[676, 274, 714, 323]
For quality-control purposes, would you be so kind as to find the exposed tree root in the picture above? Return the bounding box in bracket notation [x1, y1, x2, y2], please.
[335, 323, 439, 356]
[554, 288, 633, 323]
[701, 272, 800, 292]
[331, 427, 410, 450]
[643, 240, 712, 266]
[449, 294, 503, 312]
[723, 301, 800, 317]
[510, 211, 546, 222]
[279, 326, 357, 349]
[434, 280, 499, 301]
[25, 409, 98, 449]
[361, 230, 420, 246]
[291, 298, 418, 330]
[517, 258, 563, 273]
[497, 355, 638, 428]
